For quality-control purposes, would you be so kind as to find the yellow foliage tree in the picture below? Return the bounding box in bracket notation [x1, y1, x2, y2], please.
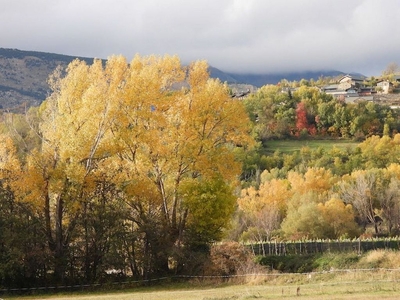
[288, 167, 336, 196]
[358, 134, 400, 168]
[108, 57, 253, 270]
[0, 134, 21, 184]
[238, 179, 291, 241]
[2, 54, 253, 279]
[281, 196, 359, 240]
[317, 198, 360, 239]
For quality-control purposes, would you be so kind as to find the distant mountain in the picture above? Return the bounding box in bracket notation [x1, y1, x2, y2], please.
[209, 66, 360, 87]
[0, 48, 364, 110]
[208, 66, 238, 83]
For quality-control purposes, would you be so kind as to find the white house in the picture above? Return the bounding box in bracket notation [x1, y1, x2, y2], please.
[376, 80, 393, 94]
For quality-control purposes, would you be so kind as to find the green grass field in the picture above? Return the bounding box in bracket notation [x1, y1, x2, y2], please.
[8, 270, 400, 300]
[264, 139, 359, 154]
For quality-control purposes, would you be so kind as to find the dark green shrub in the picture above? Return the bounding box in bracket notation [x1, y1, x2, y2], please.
[314, 252, 360, 271]
[256, 254, 319, 273]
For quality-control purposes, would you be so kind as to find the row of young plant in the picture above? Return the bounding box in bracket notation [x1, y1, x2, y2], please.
[247, 237, 400, 256]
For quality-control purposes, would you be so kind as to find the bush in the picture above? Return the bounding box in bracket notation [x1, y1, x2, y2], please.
[256, 255, 318, 273]
[353, 130, 365, 142]
[256, 252, 363, 273]
[203, 242, 264, 277]
[314, 252, 360, 271]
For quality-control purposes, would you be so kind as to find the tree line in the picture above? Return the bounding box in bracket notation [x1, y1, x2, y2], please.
[237, 156, 400, 242]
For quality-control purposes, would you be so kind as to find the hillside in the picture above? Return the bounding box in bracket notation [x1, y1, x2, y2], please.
[0, 48, 358, 110]
[0, 48, 95, 110]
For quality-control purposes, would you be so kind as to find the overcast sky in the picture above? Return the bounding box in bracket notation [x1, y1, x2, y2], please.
[1, 0, 400, 76]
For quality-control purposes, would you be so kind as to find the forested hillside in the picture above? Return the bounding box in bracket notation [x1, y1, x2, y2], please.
[235, 84, 400, 242]
[243, 85, 400, 141]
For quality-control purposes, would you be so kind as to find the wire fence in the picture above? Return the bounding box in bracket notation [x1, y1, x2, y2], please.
[3, 239, 400, 295]
[2, 268, 400, 295]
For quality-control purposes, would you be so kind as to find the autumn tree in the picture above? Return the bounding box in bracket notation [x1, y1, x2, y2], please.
[244, 85, 297, 140]
[280, 192, 323, 239]
[111, 57, 253, 275]
[238, 178, 291, 243]
[287, 167, 336, 198]
[378, 176, 400, 235]
[338, 169, 383, 234]
[3, 58, 126, 283]
[0, 55, 253, 282]
[281, 193, 359, 239]
[0, 135, 45, 286]
[358, 134, 400, 168]
[280, 168, 338, 239]
[295, 101, 316, 137]
[382, 62, 400, 80]
[317, 198, 360, 239]
[373, 164, 400, 235]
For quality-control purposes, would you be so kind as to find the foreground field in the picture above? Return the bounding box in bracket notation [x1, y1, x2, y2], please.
[10, 269, 400, 300]
[10, 282, 400, 300]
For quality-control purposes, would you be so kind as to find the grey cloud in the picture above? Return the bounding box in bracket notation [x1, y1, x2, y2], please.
[1, 0, 400, 76]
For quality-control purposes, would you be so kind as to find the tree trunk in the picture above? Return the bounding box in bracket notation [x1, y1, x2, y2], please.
[54, 194, 66, 284]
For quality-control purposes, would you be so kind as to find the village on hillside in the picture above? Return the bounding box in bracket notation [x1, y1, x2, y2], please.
[231, 74, 400, 109]
[320, 74, 400, 109]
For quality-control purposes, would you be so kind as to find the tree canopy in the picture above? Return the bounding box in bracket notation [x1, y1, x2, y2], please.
[0, 55, 253, 285]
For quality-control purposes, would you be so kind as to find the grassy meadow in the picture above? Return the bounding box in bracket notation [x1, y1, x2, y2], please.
[9, 274, 400, 300]
[264, 139, 358, 154]
[8, 250, 400, 300]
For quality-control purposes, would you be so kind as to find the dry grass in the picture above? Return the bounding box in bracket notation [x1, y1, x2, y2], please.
[358, 249, 400, 269]
[8, 271, 400, 300]
[8, 283, 400, 300]
[8, 250, 400, 300]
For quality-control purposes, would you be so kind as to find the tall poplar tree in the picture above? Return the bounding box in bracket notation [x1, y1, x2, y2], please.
[1, 55, 253, 281]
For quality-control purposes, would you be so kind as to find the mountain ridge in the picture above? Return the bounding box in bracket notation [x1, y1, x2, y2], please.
[0, 48, 363, 110]
[209, 66, 364, 86]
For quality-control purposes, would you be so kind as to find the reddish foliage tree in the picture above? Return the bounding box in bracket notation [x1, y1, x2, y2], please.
[295, 102, 316, 136]
[296, 102, 308, 132]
